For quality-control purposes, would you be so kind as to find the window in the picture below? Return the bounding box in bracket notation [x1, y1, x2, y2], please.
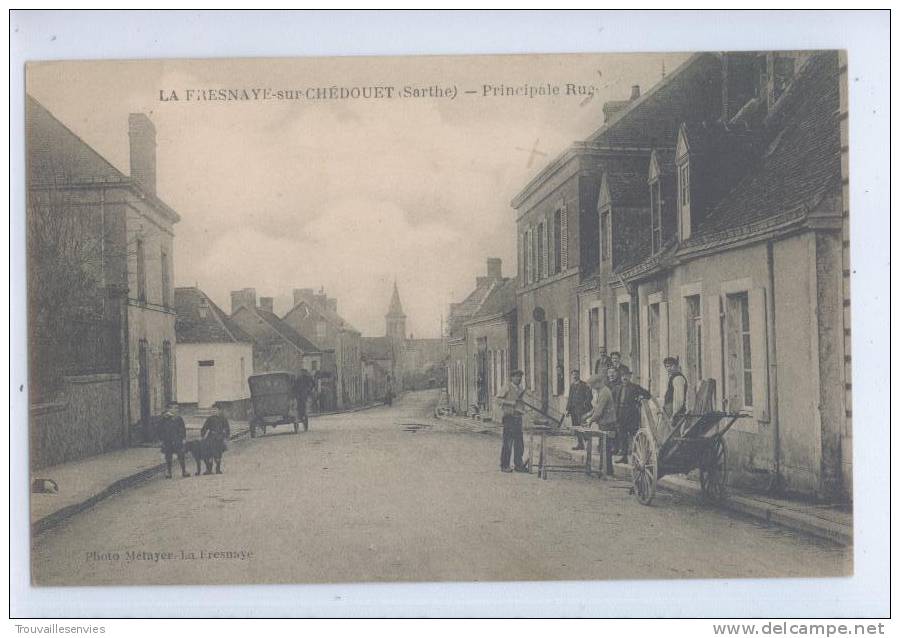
[160, 249, 170, 307]
[555, 319, 565, 395]
[599, 209, 611, 263]
[499, 350, 506, 387]
[684, 295, 702, 388]
[618, 301, 631, 364]
[316, 321, 327, 342]
[311, 360, 318, 372]
[240, 357, 246, 387]
[678, 162, 692, 240]
[726, 292, 753, 409]
[523, 229, 530, 283]
[537, 222, 545, 281]
[553, 209, 562, 273]
[650, 181, 662, 253]
[523, 323, 532, 390]
[136, 238, 146, 302]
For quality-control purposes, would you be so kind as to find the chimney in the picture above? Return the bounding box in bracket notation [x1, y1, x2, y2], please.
[313, 292, 328, 308]
[486, 257, 502, 280]
[259, 297, 274, 314]
[128, 113, 157, 195]
[630, 85, 641, 101]
[293, 288, 315, 307]
[326, 298, 337, 313]
[230, 288, 257, 315]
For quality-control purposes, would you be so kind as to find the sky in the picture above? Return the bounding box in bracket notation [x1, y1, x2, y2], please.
[26, 51, 689, 338]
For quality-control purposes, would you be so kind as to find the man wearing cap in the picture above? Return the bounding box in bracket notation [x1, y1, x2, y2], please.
[496, 369, 528, 473]
[615, 366, 651, 463]
[565, 369, 594, 451]
[156, 402, 189, 479]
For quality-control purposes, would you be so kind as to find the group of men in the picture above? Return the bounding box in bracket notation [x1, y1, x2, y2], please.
[495, 352, 688, 473]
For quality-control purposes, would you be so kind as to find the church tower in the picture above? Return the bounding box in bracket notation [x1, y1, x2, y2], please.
[385, 281, 407, 344]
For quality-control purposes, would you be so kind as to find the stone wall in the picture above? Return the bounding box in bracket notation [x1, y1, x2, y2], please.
[30, 373, 124, 470]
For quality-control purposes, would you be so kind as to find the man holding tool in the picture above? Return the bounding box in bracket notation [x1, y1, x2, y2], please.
[496, 369, 529, 473]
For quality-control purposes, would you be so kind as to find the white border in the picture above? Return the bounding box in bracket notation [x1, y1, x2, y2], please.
[8, 9, 890, 618]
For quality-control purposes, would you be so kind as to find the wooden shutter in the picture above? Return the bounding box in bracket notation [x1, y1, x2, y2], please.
[548, 215, 556, 276]
[519, 231, 525, 285]
[749, 287, 770, 422]
[639, 304, 650, 390]
[542, 219, 550, 279]
[563, 317, 570, 394]
[560, 205, 569, 270]
[706, 294, 723, 410]
[525, 229, 532, 284]
[533, 229, 539, 282]
[551, 319, 558, 396]
[658, 301, 669, 394]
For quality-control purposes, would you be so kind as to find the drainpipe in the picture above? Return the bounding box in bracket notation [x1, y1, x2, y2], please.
[766, 240, 783, 494]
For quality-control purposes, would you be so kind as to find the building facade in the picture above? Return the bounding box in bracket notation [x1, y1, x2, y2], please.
[174, 287, 254, 408]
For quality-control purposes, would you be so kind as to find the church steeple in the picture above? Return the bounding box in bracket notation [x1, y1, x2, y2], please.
[385, 280, 407, 343]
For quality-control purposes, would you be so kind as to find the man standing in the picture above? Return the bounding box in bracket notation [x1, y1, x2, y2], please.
[608, 351, 627, 378]
[586, 366, 623, 473]
[566, 369, 594, 450]
[157, 403, 189, 479]
[295, 369, 314, 427]
[496, 369, 528, 473]
[615, 366, 651, 463]
[200, 403, 231, 475]
[663, 356, 688, 420]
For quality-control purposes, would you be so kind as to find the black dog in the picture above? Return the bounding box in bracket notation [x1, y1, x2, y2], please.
[184, 438, 216, 476]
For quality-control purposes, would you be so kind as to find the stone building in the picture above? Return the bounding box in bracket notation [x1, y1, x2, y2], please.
[174, 287, 254, 410]
[27, 96, 183, 465]
[446, 258, 508, 414]
[616, 51, 849, 500]
[281, 288, 361, 410]
[229, 289, 326, 403]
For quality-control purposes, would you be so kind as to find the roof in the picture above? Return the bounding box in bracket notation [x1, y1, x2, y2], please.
[603, 170, 651, 208]
[255, 308, 322, 353]
[287, 292, 360, 334]
[685, 51, 841, 242]
[26, 95, 181, 223]
[386, 282, 405, 318]
[467, 278, 517, 324]
[361, 336, 394, 360]
[175, 287, 253, 344]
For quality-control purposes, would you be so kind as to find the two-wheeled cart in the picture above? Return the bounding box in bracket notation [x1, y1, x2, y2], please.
[630, 387, 747, 505]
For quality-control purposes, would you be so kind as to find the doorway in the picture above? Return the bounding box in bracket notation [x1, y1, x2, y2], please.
[197, 360, 215, 409]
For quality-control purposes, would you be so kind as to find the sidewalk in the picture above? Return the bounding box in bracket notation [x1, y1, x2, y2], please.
[437, 413, 853, 546]
[30, 401, 387, 536]
[30, 419, 251, 536]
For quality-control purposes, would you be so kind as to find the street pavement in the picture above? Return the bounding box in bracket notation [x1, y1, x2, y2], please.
[31, 390, 851, 586]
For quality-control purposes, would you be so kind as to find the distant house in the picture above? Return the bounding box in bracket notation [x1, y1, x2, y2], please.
[281, 288, 361, 409]
[229, 289, 326, 400]
[174, 287, 254, 409]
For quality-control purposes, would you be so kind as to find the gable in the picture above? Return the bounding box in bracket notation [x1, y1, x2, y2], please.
[676, 124, 690, 161]
[648, 151, 660, 183]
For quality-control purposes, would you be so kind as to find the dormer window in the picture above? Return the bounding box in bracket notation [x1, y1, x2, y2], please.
[676, 125, 692, 241]
[650, 179, 662, 253]
[597, 172, 613, 265]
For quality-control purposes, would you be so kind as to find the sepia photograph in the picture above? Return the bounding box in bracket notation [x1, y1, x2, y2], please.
[10, 8, 891, 621]
[24, 46, 855, 588]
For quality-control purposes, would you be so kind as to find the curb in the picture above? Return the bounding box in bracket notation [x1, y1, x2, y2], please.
[436, 414, 852, 546]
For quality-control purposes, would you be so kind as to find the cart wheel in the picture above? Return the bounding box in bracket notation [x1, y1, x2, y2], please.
[631, 429, 657, 505]
[293, 420, 299, 434]
[700, 438, 727, 501]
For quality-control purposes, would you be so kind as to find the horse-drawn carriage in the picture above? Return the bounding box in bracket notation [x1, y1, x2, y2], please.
[247, 371, 308, 438]
[630, 379, 747, 505]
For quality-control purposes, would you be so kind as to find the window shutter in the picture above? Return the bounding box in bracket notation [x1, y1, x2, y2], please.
[658, 301, 669, 397]
[519, 232, 525, 284]
[639, 304, 650, 390]
[542, 219, 550, 279]
[706, 294, 723, 409]
[563, 317, 570, 395]
[532, 229, 539, 282]
[749, 287, 770, 422]
[548, 216, 556, 276]
[560, 205, 569, 270]
[524, 230, 532, 284]
[551, 319, 558, 396]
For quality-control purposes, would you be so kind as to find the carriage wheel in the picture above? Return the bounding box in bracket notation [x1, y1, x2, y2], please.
[631, 429, 657, 505]
[700, 437, 727, 501]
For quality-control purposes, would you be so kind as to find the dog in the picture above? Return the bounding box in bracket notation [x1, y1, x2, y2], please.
[184, 438, 216, 476]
